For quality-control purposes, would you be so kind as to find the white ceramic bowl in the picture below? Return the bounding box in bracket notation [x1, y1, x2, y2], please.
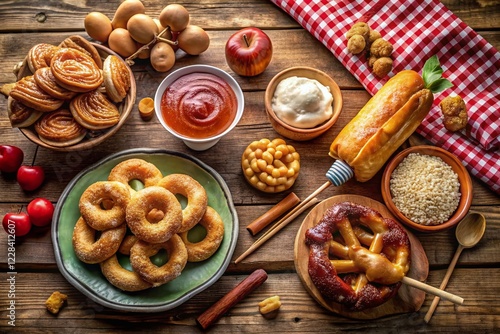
[154, 65, 244, 151]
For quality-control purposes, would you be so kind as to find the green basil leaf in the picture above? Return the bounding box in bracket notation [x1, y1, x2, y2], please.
[427, 78, 454, 93]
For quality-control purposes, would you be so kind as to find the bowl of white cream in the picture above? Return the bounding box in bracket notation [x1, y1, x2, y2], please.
[265, 67, 343, 141]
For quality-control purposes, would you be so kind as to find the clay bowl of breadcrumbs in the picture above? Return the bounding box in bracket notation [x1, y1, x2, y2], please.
[381, 145, 473, 232]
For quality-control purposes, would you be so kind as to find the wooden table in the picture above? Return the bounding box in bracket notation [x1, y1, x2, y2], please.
[1, 1, 499, 332]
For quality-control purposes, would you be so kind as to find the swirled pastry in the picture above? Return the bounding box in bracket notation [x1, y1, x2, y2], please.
[27, 43, 60, 73]
[58, 35, 102, 69]
[35, 109, 87, 147]
[51, 48, 103, 93]
[103, 55, 131, 103]
[7, 97, 43, 128]
[69, 90, 120, 130]
[9, 75, 64, 112]
[34, 67, 77, 100]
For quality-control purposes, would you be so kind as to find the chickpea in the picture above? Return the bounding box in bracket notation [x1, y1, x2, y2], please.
[241, 138, 300, 193]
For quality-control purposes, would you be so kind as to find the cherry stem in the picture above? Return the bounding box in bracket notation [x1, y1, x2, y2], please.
[125, 26, 177, 66]
[243, 34, 250, 47]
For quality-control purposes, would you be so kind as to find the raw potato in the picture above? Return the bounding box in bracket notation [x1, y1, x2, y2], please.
[127, 13, 158, 44]
[84, 12, 113, 43]
[111, 0, 145, 29]
[177, 25, 210, 55]
[159, 4, 190, 32]
[108, 28, 139, 57]
[150, 42, 176, 72]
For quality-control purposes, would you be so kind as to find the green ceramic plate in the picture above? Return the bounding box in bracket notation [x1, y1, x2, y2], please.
[52, 148, 238, 312]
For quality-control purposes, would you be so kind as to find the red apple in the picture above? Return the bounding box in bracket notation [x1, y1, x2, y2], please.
[17, 165, 45, 191]
[2, 212, 32, 237]
[225, 27, 273, 77]
[27, 197, 54, 227]
[0, 145, 24, 173]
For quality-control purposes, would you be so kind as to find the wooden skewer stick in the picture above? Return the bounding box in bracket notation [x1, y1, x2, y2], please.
[401, 276, 464, 305]
[235, 196, 321, 264]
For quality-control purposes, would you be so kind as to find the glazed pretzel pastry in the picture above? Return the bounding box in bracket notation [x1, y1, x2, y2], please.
[305, 202, 411, 311]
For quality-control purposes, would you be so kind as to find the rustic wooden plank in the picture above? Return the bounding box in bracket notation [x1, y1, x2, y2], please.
[0, 269, 498, 332]
[0, 1, 498, 33]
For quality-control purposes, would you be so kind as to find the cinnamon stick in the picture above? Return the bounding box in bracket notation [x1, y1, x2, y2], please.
[196, 269, 268, 330]
[246, 192, 300, 236]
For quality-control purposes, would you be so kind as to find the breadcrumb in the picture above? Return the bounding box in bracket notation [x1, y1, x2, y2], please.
[45, 291, 68, 314]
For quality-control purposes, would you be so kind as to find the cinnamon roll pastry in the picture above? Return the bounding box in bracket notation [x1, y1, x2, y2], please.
[7, 97, 43, 128]
[35, 109, 87, 147]
[34, 67, 77, 100]
[70, 90, 120, 130]
[103, 55, 131, 103]
[58, 35, 102, 69]
[27, 43, 60, 73]
[9, 75, 64, 112]
[51, 48, 103, 93]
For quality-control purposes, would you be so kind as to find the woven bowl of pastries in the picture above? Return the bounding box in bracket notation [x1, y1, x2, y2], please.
[8, 35, 136, 151]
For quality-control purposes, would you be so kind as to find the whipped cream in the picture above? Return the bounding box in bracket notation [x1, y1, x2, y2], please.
[271, 76, 333, 129]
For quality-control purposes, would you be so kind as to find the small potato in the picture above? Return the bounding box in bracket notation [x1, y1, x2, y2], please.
[111, 0, 145, 29]
[108, 28, 138, 57]
[177, 25, 210, 55]
[127, 13, 158, 44]
[150, 42, 175, 72]
[159, 4, 190, 32]
[84, 12, 113, 43]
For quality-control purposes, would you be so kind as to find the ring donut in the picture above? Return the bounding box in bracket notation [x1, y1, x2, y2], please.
[126, 186, 182, 244]
[305, 202, 411, 311]
[108, 158, 163, 194]
[156, 174, 208, 233]
[79, 181, 130, 230]
[72, 217, 126, 264]
[129, 234, 188, 287]
[180, 206, 224, 262]
[100, 254, 153, 292]
[118, 235, 138, 255]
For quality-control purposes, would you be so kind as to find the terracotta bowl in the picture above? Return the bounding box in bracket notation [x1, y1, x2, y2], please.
[264, 66, 342, 141]
[381, 145, 473, 232]
[14, 43, 136, 152]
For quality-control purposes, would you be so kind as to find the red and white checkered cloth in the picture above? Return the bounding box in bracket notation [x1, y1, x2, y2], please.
[270, 0, 500, 194]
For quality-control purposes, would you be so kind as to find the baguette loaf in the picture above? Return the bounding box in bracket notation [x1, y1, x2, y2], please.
[329, 70, 433, 182]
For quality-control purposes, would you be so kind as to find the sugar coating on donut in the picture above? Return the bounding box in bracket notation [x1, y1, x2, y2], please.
[156, 174, 208, 233]
[180, 206, 224, 262]
[108, 158, 163, 193]
[79, 181, 130, 230]
[129, 235, 188, 287]
[100, 254, 152, 291]
[72, 217, 126, 264]
[126, 186, 182, 244]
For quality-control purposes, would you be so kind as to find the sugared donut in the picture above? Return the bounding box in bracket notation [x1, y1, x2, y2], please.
[126, 186, 182, 244]
[72, 217, 126, 264]
[108, 158, 163, 194]
[100, 254, 153, 291]
[305, 202, 411, 311]
[129, 235, 188, 287]
[156, 174, 208, 233]
[118, 235, 138, 255]
[79, 181, 130, 231]
[180, 206, 224, 262]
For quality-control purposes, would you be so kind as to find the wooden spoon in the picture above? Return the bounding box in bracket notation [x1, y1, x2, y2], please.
[424, 212, 486, 323]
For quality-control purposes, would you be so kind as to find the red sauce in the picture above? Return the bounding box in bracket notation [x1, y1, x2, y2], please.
[160, 72, 237, 138]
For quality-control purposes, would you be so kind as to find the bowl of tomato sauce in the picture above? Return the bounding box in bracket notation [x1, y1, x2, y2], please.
[155, 65, 244, 151]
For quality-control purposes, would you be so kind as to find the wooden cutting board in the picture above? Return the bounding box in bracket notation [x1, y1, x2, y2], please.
[294, 195, 429, 319]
